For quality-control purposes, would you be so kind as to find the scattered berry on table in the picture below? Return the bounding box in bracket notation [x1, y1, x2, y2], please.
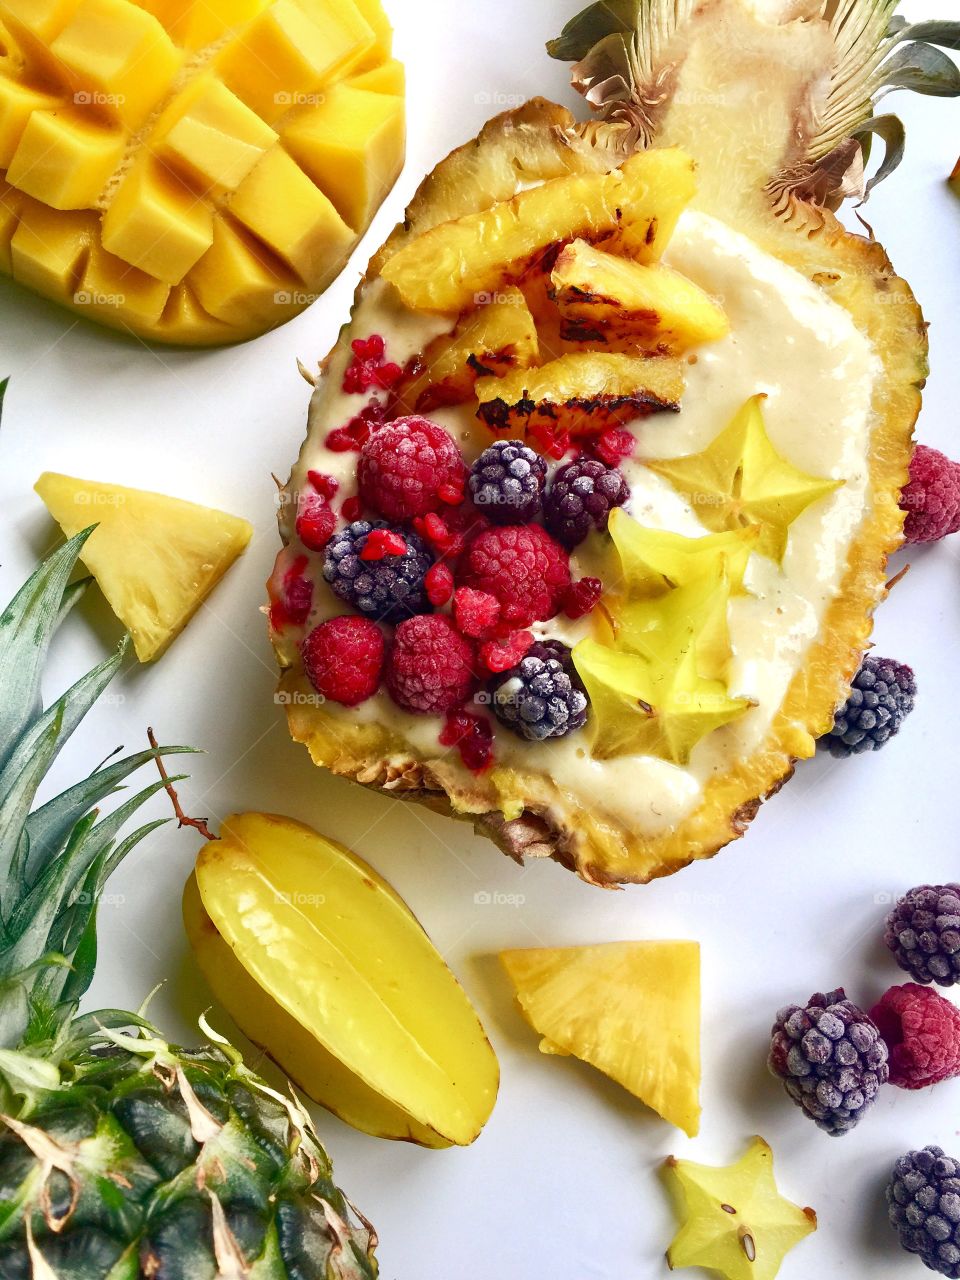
[544, 457, 629, 548]
[563, 577, 603, 619]
[468, 439, 547, 524]
[870, 984, 960, 1090]
[768, 988, 889, 1135]
[358, 416, 467, 522]
[901, 444, 960, 544]
[887, 1146, 960, 1278]
[453, 587, 501, 638]
[302, 616, 385, 707]
[440, 707, 494, 773]
[425, 562, 455, 607]
[386, 614, 476, 715]
[478, 629, 534, 675]
[295, 492, 336, 551]
[819, 655, 916, 756]
[885, 884, 960, 986]
[488, 639, 588, 741]
[459, 524, 570, 627]
[323, 520, 432, 622]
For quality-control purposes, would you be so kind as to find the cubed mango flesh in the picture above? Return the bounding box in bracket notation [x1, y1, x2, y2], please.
[0, 0, 404, 344]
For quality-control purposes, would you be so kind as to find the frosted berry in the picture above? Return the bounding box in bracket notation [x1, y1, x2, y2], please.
[453, 587, 500, 638]
[544, 457, 629, 548]
[358, 416, 466, 522]
[488, 640, 588, 741]
[424, 562, 455, 607]
[563, 577, 602, 619]
[459, 524, 570, 627]
[901, 444, 960, 544]
[440, 707, 494, 773]
[885, 884, 960, 986]
[819, 655, 916, 756]
[888, 1147, 960, 1277]
[295, 492, 336, 551]
[302, 616, 385, 707]
[478, 629, 534, 675]
[323, 520, 432, 622]
[468, 439, 547, 524]
[386, 615, 475, 715]
[871, 984, 960, 1090]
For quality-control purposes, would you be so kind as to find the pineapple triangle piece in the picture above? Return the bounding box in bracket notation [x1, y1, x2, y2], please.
[35, 472, 252, 662]
[500, 941, 700, 1136]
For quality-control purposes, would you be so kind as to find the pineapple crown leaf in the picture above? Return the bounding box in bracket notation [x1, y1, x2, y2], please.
[548, 0, 960, 202]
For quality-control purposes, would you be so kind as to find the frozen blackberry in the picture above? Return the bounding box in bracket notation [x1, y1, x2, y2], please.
[468, 439, 548, 524]
[888, 1146, 960, 1277]
[885, 885, 960, 987]
[819, 655, 916, 756]
[544, 458, 629, 548]
[768, 988, 889, 1135]
[322, 520, 432, 622]
[487, 640, 588, 741]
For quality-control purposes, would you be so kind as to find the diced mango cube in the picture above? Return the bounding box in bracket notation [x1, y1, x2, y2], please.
[102, 158, 213, 285]
[0, 177, 26, 272]
[347, 59, 404, 97]
[229, 145, 353, 280]
[282, 85, 403, 232]
[10, 202, 97, 300]
[216, 0, 373, 124]
[0, 0, 82, 39]
[7, 109, 124, 209]
[329, 0, 391, 68]
[192, 215, 299, 328]
[0, 75, 60, 169]
[79, 240, 170, 328]
[50, 0, 181, 129]
[136, 0, 265, 47]
[154, 281, 232, 342]
[152, 76, 277, 193]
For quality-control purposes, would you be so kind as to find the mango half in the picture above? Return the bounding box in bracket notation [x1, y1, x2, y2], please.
[184, 813, 500, 1147]
[0, 0, 404, 344]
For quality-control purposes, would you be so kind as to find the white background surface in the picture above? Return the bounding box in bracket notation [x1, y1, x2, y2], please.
[2, 2, 960, 1277]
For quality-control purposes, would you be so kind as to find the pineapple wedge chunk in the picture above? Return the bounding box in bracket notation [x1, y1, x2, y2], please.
[34, 472, 251, 661]
[476, 351, 684, 439]
[380, 147, 696, 313]
[552, 239, 730, 352]
[500, 941, 701, 1137]
[393, 286, 539, 413]
[186, 812, 500, 1148]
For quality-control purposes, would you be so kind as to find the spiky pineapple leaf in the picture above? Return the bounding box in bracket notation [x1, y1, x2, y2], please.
[55, 576, 92, 631]
[0, 712, 64, 929]
[852, 114, 905, 197]
[892, 20, 960, 50]
[546, 0, 643, 59]
[877, 40, 960, 97]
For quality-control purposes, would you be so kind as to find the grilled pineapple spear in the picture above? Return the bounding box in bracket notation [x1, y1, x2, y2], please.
[0, 533, 376, 1280]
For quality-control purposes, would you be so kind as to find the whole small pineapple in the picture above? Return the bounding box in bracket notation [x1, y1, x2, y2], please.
[0, 532, 377, 1280]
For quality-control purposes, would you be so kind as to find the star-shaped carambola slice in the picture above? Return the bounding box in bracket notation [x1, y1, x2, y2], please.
[573, 637, 751, 765]
[646, 395, 843, 562]
[664, 1137, 817, 1280]
[606, 507, 759, 599]
[617, 569, 736, 683]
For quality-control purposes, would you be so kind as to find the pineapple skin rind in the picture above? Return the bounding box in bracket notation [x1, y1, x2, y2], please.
[274, 80, 924, 885]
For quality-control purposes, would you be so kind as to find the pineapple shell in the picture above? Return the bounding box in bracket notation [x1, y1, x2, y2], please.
[273, 2, 926, 887]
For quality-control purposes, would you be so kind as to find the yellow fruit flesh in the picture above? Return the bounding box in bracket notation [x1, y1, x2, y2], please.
[34, 472, 252, 661]
[475, 351, 685, 438]
[393, 287, 539, 413]
[190, 813, 499, 1148]
[551, 239, 730, 352]
[380, 146, 696, 314]
[500, 941, 701, 1137]
[0, 0, 404, 344]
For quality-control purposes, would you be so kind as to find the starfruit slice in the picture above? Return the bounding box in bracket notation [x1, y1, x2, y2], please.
[185, 812, 500, 1148]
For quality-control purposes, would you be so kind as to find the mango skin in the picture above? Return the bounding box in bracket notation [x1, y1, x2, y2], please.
[185, 812, 500, 1147]
[0, 0, 404, 345]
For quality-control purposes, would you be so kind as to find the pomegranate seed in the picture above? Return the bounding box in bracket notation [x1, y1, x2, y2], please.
[341, 495, 362, 522]
[360, 528, 407, 560]
[425, 562, 455, 606]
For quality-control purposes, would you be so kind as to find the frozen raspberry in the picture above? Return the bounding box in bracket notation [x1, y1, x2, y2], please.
[459, 524, 571, 627]
[295, 492, 336, 551]
[386, 615, 476, 715]
[590, 427, 636, 468]
[425, 562, 455, 607]
[343, 334, 401, 394]
[885, 884, 960, 986]
[526, 420, 572, 460]
[544, 458, 629, 548]
[341, 495, 362, 523]
[768, 988, 889, 1135]
[358, 417, 467, 522]
[453, 587, 501, 638]
[563, 577, 603, 620]
[307, 471, 339, 500]
[326, 400, 387, 453]
[323, 520, 432, 622]
[870, 984, 960, 1090]
[901, 444, 960, 544]
[478, 629, 534, 674]
[302, 616, 385, 707]
[360, 529, 407, 560]
[468, 439, 547, 524]
[440, 707, 494, 773]
[819, 655, 916, 756]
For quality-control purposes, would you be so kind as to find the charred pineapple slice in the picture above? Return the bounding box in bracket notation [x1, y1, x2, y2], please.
[552, 239, 729, 351]
[0, 0, 404, 345]
[380, 146, 696, 314]
[475, 351, 684, 438]
[393, 287, 539, 413]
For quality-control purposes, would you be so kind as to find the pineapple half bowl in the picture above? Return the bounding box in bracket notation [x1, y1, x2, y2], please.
[269, 0, 933, 887]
